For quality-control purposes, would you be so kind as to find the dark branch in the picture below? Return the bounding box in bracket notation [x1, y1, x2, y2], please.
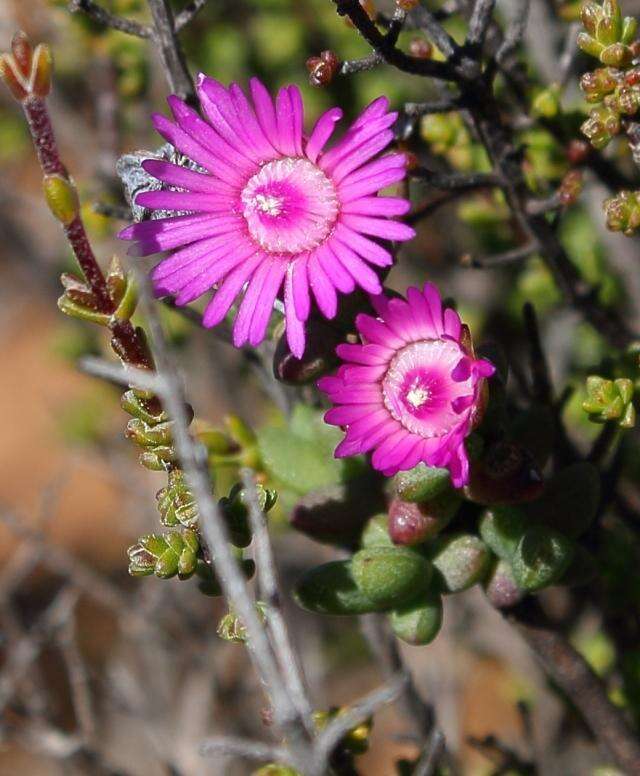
[68, 0, 152, 38]
[174, 0, 210, 32]
[466, 0, 496, 47]
[411, 167, 505, 191]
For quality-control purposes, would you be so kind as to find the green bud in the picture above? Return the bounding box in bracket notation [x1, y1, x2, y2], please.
[352, 547, 431, 608]
[524, 462, 600, 538]
[125, 417, 173, 448]
[600, 42, 633, 67]
[511, 526, 574, 591]
[483, 559, 524, 609]
[157, 469, 198, 528]
[393, 463, 451, 503]
[127, 528, 199, 580]
[428, 534, 491, 593]
[621, 16, 638, 44]
[604, 190, 640, 236]
[532, 85, 561, 118]
[479, 506, 528, 560]
[253, 765, 300, 776]
[577, 32, 604, 58]
[43, 174, 80, 226]
[597, 16, 620, 47]
[583, 375, 635, 427]
[57, 293, 110, 325]
[581, 3, 602, 35]
[361, 514, 394, 548]
[218, 602, 267, 643]
[294, 560, 383, 615]
[390, 590, 443, 646]
[218, 483, 277, 548]
[121, 390, 168, 425]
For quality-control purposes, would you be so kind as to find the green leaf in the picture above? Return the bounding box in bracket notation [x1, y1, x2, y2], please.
[479, 506, 528, 560]
[294, 560, 384, 615]
[511, 526, 575, 591]
[390, 590, 443, 646]
[351, 547, 431, 608]
[429, 534, 491, 593]
[392, 463, 451, 503]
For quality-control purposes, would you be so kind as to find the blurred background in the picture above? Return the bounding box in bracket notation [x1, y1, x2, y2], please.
[1, 0, 640, 774]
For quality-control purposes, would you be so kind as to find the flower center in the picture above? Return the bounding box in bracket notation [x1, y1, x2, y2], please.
[241, 157, 339, 254]
[381, 340, 475, 438]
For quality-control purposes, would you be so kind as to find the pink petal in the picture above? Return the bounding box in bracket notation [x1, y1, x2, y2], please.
[284, 263, 306, 358]
[202, 252, 262, 327]
[141, 159, 236, 195]
[308, 254, 337, 319]
[306, 107, 343, 163]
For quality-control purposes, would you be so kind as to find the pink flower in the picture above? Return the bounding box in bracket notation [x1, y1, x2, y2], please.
[118, 75, 414, 357]
[318, 285, 495, 488]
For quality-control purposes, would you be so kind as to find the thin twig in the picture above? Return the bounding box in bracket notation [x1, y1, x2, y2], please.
[310, 674, 407, 775]
[146, 0, 194, 102]
[133, 271, 312, 764]
[404, 97, 461, 116]
[496, 0, 531, 64]
[174, 0, 210, 31]
[412, 168, 505, 191]
[508, 601, 640, 774]
[68, 0, 152, 38]
[199, 735, 290, 763]
[463, 242, 538, 268]
[240, 467, 314, 731]
[414, 729, 446, 776]
[467, 0, 496, 47]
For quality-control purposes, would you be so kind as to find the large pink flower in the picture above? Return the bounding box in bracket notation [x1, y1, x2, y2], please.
[318, 285, 495, 488]
[118, 75, 414, 357]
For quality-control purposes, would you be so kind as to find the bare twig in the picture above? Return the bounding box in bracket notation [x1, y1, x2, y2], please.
[467, 0, 496, 47]
[464, 242, 538, 269]
[68, 0, 152, 38]
[199, 735, 290, 763]
[146, 0, 194, 101]
[174, 0, 210, 31]
[240, 468, 314, 730]
[404, 97, 461, 116]
[412, 167, 505, 191]
[496, 0, 531, 65]
[133, 271, 312, 764]
[508, 602, 640, 774]
[414, 729, 446, 776]
[310, 674, 407, 774]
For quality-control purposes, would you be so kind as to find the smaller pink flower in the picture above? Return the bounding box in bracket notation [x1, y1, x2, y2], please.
[318, 284, 495, 488]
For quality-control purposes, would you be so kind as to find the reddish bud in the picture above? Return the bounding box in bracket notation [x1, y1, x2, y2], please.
[464, 441, 544, 506]
[388, 493, 459, 546]
[0, 54, 28, 101]
[409, 38, 433, 59]
[558, 170, 583, 206]
[397, 0, 420, 10]
[566, 139, 590, 165]
[11, 31, 32, 77]
[306, 50, 340, 87]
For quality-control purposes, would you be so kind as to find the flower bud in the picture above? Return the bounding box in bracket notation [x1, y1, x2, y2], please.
[157, 469, 198, 528]
[294, 560, 383, 615]
[219, 482, 277, 548]
[127, 528, 199, 580]
[306, 50, 340, 87]
[43, 174, 79, 226]
[409, 38, 433, 59]
[397, 0, 420, 9]
[566, 139, 591, 165]
[558, 170, 583, 206]
[11, 31, 32, 77]
[31, 44, 52, 98]
[428, 534, 491, 593]
[577, 32, 604, 59]
[392, 463, 451, 503]
[532, 85, 561, 118]
[217, 602, 267, 643]
[511, 526, 574, 591]
[479, 506, 527, 560]
[604, 190, 640, 235]
[581, 3, 602, 35]
[600, 42, 633, 67]
[351, 547, 431, 607]
[523, 462, 600, 538]
[390, 590, 443, 645]
[583, 375, 635, 426]
[621, 16, 638, 44]
[388, 492, 460, 546]
[580, 68, 618, 102]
